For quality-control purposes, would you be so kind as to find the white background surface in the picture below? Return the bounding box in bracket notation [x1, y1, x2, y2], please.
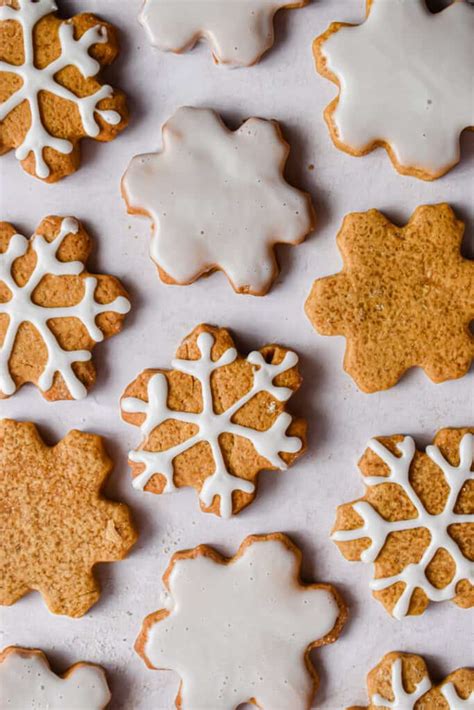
[1, 1, 473, 708]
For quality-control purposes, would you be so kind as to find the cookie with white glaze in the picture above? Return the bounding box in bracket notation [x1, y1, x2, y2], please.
[314, 0, 474, 180]
[120, 324, 307, 518]
[0, 0, 128, 182]
[135, 533, 347, 710]
[139, 0, 309, 68]
[121, 107, 315, 296]
[0, 646, 111, 710]
[350, 652, 473, 709]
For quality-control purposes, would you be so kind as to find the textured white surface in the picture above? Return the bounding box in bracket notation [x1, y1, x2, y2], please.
[0, 1, 472, 709]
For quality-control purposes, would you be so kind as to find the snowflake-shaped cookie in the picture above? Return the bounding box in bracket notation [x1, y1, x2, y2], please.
[139, 0, 308, 67]
[0, 419, 137, 617]
[136, 533, 347, 710]
[314, 0, 474, 180]
[0, 215, 130, 401]
[352, 652, 474, 709]
[0, 647, 111, 710]
[121, 324, 306, 518]
[332, 428, 473, 619]
[121, 107, 314, 296]
[0, 0, 128, 182]
[305, 204, 474, 393]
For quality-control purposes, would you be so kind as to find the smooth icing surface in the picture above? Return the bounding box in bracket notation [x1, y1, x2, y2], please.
[121, 107, 312, 295]
[144, 537, 341, 709]
[139, 0, 302, 67]
[0, 0, 121, 179]
[320, 0, 474, 175]
[0, 651, 111, 710]
[0, 217, 130, 399]
[441, 683, 474, 708]
[371, 659, 432, 708]
[122, 331, 302, 518]
[332, 433, 474, 619]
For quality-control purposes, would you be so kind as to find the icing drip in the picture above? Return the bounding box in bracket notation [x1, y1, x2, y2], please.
[122, 331, 302, 518]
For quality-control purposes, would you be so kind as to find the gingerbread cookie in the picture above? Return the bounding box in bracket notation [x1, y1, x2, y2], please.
[332, 428, 473, 619]
[0, 646, 111, 709]
[313, 0, 474, 180]
[305, 204, 474, 393]
[121, 324, 306, 518]
[122, 106, 315, 296]
[139, 0, 308, 68]
[136, 533, 347, 710]
[0, 215, 130, 401]
[0, 0, 128, 182]
[0, 419, 137, 617]
[351, 652, 473, 709]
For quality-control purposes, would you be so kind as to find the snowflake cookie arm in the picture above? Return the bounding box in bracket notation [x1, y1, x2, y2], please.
[0, 0, 128, 182]
[139, 0, 309, 67]
[0, 216, 131, 401]
[121, 324, 307, 518]
[135, 533, 347, 710]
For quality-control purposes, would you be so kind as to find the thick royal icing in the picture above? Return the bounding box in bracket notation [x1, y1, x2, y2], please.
[332, 433, 474, 619]
[0, 650, 111, 710]
[143, 537, 341, 709]
[139, 0, 304, 67]
[319, 0, 474, 176]
[441, 683, 474, 708]
[371, 659, 432, 709]
[122, 330, 302, 518]
[0, 217, 130, 399]
[121, 107, 313, 295]
[0, 0, 121, 179]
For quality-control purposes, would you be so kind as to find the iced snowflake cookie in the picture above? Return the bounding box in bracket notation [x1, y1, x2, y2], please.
[0, 646, 111, 709]
[350, 652, 473, 709]
[121, 324, 307, 518]
[0, 215, 130, 401]
[121, 107, 315, 296]
[0, 419, 137, 617]
[305, 204, 474, 393]
[139, 0, 308, 68]
[0, 0, 128, 182]
[313, 0, 474, 180]
[332, 428, 473, 620]
[136, 533, 347, 710]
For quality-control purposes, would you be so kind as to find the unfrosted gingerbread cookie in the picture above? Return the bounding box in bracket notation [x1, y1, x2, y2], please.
[305, 204, 474, 393]
[121, 324, 307, 518]
[0, 419, 137, 617]
[0, 215, 130, 401]
[351, 652, 473, 709]
[136, 533, 347, 710]
[0, 0, 128, 182]
[121, 106, 315, 296]
[0, 646, 111, 709]
[332, 428, 473, 619]
[139, 0, 308, 67]
[314, 0, 474, 180]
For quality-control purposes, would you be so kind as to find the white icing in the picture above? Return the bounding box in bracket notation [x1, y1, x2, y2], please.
[0, 217, 130, 399]
[441, 683, 474, 708]
[0, 651, 111, 710]
[139, 0, 304, 67]
[121, 107, 312, 295]
[142, 537, 341, 710]
[122, 330, 302, 518]
[0, 0, 121, 179]
[332, 433, 474, 619]
[371, 658, 431, 709]
[319, 0, 474, 176]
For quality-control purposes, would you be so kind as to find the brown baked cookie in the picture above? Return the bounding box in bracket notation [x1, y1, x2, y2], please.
[120, 324, 307, 518]
[135, 532, 347, 710]
[305, 204, 474, 392]
[351, 652, 473, 709]
[0, 646, 111, 708]
[0, 0, 128, 182]
[332, 428, 473, 619]
[0, 215, 130, 401]
[0, 419, 137, 617]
